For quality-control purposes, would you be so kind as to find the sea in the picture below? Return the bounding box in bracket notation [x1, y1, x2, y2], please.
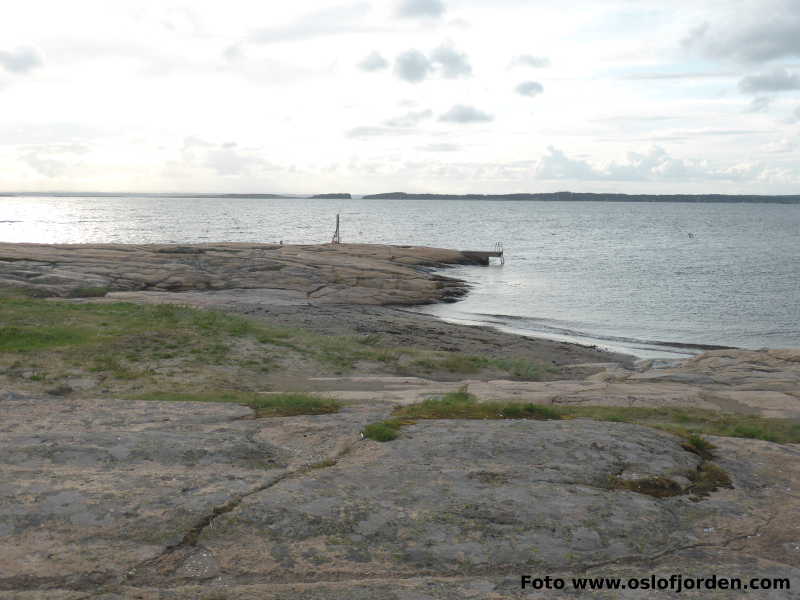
[2, 195, 799, 359]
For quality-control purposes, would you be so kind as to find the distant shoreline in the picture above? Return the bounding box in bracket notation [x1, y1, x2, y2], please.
[2, 191, 800, 203]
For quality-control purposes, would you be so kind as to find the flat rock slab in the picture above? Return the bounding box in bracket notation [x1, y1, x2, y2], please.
[632, 349, 800, 393]
[0, 242, 483, 305]
[0, 396, 383, 593]
[307, 370, 799, 419]
[4, 395, 800, 598]
[198, 421, 726, 581]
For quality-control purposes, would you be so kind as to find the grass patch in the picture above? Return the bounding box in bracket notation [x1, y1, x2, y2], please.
[610, 475, 684, 498]
[247, 393, 340, 417]
[609, 462, 733, 499]
[500, 403, 562, 420]
[411, 353, 553, 379]
[66, 286, 109, 298]
[394, 388, 562, 421]
[293, 334, 415, 371]
[0, 292, 558, 401]
[0, 294, 305, 395]
[132, 390, 340, 417]
[556, 405, 800, 444]
[357, 334, 382, 346]
[729, 424, 779, 442]
[385, 393, 799, 446]
[688, 462, 733, 496]
[363, 419, 404, 442]
[0, 325, 91, 351]
[433, 355, 489, 374]
[681, 434, 716, 460]
[490, 357, 551, 379]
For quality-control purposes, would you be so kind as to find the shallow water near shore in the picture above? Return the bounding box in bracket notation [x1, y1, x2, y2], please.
[2, 195, 799, 357]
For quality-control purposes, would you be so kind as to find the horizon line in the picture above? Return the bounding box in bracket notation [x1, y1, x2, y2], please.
[3, 191, 800, 198]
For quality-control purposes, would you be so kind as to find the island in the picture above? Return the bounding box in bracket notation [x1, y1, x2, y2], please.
[362, 191, 800, 203]
[310, 193, 352, 199]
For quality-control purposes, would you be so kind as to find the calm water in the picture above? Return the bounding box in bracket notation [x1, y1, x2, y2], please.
[2, 195, 798, 357]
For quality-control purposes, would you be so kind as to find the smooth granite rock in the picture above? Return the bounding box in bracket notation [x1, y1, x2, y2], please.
[0, 242, 487, 305]
[3, 391, 800, 598]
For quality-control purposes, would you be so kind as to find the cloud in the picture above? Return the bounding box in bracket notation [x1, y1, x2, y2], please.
[396, 0, 446, 18]
[601, 128, 766, 143]
[762, 137, 796, 153]
[511, 54, 550, 68]
[680, 22, 710, 51]
[346, 126, 416, 138]
[22, 152, 66, 178]
[349, 108, 432, 138]
[439, 104, 493, 123]
[682, 2, 800, 63]
[534, 147, 601, 180]
[204, 147, 266, 176]
[682, 129, 767, 137]
[180, 137, 272, 176]
[250, 3, 372, 44]
[591, 115, 677, 123]
[419, 143, 460, 152]
[796, 105, 800, 121]
[393, 44, 471, 82]
[621, 70, 735, 81]
[0, 122, 103, 146]
[515, 81, 544, 97]
[534, 146, 765, 182]
[394, 49, 432, 83]
[430, 44, 471, 78]
[739, 68, 800, 93]
[744, 96, 773, 113]
[20, 144, 88, 178]
[0, 46, 43, 74]
[222, 44, 243, 63]
[384, 109, 433, 127]
[358, 51, 388, 72]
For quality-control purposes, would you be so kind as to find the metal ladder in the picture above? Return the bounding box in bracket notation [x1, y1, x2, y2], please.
[494, 241, 504, 265]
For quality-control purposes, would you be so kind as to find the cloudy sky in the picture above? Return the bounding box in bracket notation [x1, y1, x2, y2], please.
[1, 0, 799, 194]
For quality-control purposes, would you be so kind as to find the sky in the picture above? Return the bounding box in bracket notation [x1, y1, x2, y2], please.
[1, 0, 799, 194]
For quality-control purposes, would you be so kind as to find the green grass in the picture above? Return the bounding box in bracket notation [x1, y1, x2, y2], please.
[90, 355, 143, 379]
[681, 434, 716, 460]
[490, 357, 552, 379]
[557, 405, 800, 444]
[295, 334, 414, 371]
[413, 354, 488, 374]
[609, 475, 684, 498]
[394, 388, 562, 421]
[66, 286, 109, 298]
[609, 462, 732, 499]
[0, 325, 91, 351]
[729, 424, 779, 441]
[133, 391, 340, 417]
[689, 462, 733, 496]
[381, 392, 800, 446]
[0, 293, 313, 395]
[0, 291, 557, 399]
[363, 419, 404, 442]
[247, 393, 340, 417]
[411, 353, 553, 379]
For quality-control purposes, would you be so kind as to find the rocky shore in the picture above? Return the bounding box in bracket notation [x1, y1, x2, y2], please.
[0, 242, 488, 305]
[2, 242, 800, 599]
